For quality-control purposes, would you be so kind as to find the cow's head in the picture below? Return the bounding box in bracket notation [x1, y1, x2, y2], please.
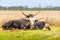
[22, 11, 43, 29]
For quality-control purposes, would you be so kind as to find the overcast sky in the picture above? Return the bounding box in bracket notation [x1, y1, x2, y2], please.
[0, 0, 60, 7]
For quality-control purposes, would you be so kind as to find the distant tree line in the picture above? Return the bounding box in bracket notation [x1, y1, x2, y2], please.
[0, 6, 60, 10]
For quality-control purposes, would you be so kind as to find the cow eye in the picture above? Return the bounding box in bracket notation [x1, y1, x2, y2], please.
[27, 20, 29, 22]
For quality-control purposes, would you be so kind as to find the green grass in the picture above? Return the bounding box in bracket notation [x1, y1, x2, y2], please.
[0, 24, 60, 40]
[0, 29, 60, 40]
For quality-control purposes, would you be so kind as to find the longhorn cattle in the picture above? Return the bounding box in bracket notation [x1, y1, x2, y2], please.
[2, 11, 51, 30]
[21, 11, 51, 30]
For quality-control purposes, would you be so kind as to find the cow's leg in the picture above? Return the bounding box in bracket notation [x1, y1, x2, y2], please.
[25, 22, 30, 30]
[46, 26, 51, 30]
[45, 23, 51, 30]
[13, 22, 21, 29]
[30, 25, 34, 30]
[2, 21, 13, 30]
[2, 26, 8, 30]
[34, 26, 40, 30]
[42, 23, 51, 30]
[42, 27, 46, 30]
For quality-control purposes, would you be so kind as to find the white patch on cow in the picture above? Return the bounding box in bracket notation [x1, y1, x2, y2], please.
[42, 27, 46, 30]
[29, 17, 36, 29]
[29, 17, 35, 25]
[42, 23, 50, 30]
[45, 23, 49, 27]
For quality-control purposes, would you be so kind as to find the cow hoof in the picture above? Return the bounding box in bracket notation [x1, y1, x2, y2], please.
[47, 27, 51, 30]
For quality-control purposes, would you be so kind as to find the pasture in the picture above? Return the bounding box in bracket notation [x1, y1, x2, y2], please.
[0, 27, 60, 40]
[0, 10, 60, 40]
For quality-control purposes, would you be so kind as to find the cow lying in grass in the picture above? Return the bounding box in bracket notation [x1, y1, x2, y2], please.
[2, 11, 51, 30]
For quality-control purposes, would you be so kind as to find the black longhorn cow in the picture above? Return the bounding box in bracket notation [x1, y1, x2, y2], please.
[21, 11, 51, 30]
[2, 11, 51, 30]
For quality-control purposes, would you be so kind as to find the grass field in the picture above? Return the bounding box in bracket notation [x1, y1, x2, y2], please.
[0, 27, 60, 40]
[0, 10, 60, 40]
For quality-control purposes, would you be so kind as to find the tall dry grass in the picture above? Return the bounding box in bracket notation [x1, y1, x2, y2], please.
[0, 10, 60, 26]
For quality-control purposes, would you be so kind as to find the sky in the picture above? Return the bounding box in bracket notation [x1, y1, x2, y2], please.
[0, 0, 60, 8]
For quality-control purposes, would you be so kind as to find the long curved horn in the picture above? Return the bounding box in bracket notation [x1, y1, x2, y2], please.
[34, 11, 40, 16]
[21, 11, 28, 16]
